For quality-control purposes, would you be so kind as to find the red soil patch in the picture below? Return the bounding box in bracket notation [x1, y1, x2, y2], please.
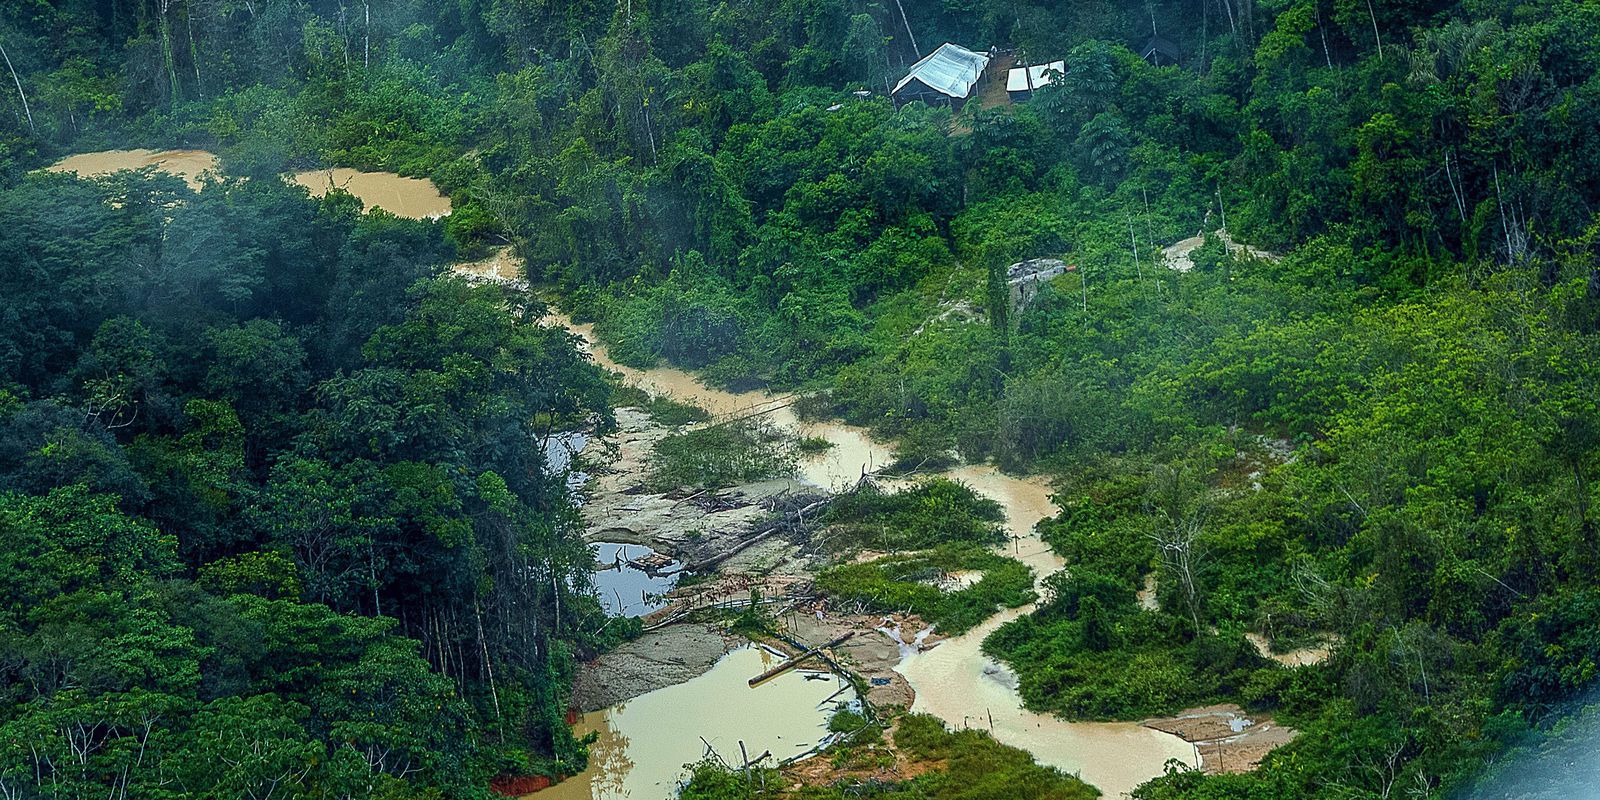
[490, 775, 555, 796]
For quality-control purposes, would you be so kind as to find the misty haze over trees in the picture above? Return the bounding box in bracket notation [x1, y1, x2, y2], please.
[3, 0, 1600, 798]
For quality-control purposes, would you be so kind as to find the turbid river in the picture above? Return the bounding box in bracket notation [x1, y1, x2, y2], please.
[540, 313, 1199, 798]
[893, 465, 1198, 798]
[556, 316, 893, 491]
[45, 150, 451, 221]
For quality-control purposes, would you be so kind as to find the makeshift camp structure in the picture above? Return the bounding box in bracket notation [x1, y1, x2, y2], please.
[891, 43, 991, 109]
[1138, 36, 1182, 66]
[1006, 59, 1065, 101]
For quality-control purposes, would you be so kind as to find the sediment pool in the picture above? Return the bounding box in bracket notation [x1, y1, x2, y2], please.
[535, 646, 856, 800]
[45, 150, 452, 220]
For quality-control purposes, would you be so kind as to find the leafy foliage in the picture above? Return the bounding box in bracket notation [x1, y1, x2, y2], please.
[818, 545, 1035, 635]
[648, 417, 799, 490]
[821, 478, 1006, 553]
[0, 171, 612, 797]
[4, 0, 1600, 796]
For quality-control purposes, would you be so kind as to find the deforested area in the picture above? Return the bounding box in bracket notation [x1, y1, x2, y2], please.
[2, 1, 1599, 799]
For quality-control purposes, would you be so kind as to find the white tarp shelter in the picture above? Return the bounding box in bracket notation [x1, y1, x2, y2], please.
[892, 43, 991, 107]
[1006, 60, 1066, 98]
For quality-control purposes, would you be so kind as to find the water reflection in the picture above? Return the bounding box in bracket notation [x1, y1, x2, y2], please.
[536, 646, 855, 800]
[591, 542, 681, 617]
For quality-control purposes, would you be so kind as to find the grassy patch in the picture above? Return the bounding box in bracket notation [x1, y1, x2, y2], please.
[608, 384, 711, 426]
[679, 713, 1098, 799]
[648, 417, 798, 490]
[797, 435, 834, 454]
[983, 597, 1270, 720]
[821, 478, 1006, 554]
[817, 545, 1034, 635]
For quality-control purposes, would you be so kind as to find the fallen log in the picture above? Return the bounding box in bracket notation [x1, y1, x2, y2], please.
[686, 497, 831, 573]
[748, 632, 855, 687]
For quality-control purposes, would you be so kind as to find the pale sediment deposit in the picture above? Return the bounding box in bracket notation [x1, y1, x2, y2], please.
[1144, 704, 1298, 775]
[536, 646, 856, 800]
[454, 246, 525, 285]
[1245, 632, 1337, 668]
[290, 167, 452, 220]
[578, 407, 811, 565]
[45, 148, 220, 190]
[569, 624, 737, 713]
[1162, 229, 1281, 272]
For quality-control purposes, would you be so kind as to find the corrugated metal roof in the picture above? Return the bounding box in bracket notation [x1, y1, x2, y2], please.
[892, 43, 990, 99]
[1006, 60, 1066, 92]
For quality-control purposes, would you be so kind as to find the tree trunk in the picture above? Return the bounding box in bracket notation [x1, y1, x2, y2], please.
[1365, 0, 1384, 59]
[474, 599, 504, 738]
[0, 38, 34, 135]
[186, 3, 203, 98]
[891, 0, 920, 59]
[157, 0, 181, 106]
[1314, 1, 1334, 68]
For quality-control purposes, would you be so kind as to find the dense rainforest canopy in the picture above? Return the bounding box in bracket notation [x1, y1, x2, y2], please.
[3, 0, 1600, 798]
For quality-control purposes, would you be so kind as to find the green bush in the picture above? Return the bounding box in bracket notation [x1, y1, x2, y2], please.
[647, 417, 797, 490]
[822, 478, 1006, 553]
[816, 545, 1034, 635]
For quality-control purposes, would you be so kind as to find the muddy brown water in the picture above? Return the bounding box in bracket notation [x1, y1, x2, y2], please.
[521, 305, 1199, 798]
[45, 148, 221, 191]
[553, 314, 893, 491]
[44, 150, 452, 221]
[892, 466, 1198, 798]
[537, 646, 856, 800]
[289, 167, 451, 220]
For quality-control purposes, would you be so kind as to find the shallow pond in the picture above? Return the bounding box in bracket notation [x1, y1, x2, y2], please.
[289, 167, 451, 220]
[591, 542, 681, 618]
[43, 150, 453, 221]
[45, 148, 219, 190]
[534, 646, 856, 800]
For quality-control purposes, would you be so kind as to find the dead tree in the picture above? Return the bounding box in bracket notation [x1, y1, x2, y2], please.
[1145, 464, 1208, 635]
[0, 37, 34, 134]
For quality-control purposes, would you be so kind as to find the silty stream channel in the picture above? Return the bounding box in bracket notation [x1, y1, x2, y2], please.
[44, 150, 1198, 798]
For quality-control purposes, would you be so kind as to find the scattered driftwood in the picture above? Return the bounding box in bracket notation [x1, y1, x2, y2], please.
[627, 551, 677, 575]
[684, 495, 831, 572]
[749, 632, 856, 687]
